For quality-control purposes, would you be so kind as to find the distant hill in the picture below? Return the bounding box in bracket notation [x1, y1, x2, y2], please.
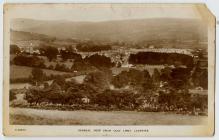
[10, 30, 76, 48]
[11, 30, 54, 42]
[11, 18, 207, 47]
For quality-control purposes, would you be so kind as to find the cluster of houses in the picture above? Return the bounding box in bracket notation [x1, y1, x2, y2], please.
[19, 45, 41, 55]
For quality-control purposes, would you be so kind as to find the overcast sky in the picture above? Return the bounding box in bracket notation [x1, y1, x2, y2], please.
[6, 4, 204, 21]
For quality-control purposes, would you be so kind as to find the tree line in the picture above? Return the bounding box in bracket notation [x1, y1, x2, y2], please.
[129, 52, 194, 67]
[76, 43, 112, 52]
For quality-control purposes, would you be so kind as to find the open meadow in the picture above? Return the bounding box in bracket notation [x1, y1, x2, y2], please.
[10, 65, 72, 79]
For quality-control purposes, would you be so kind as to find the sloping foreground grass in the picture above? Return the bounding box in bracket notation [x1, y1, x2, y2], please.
[10, 107, 208, 125]
[10, 114, 82, 125]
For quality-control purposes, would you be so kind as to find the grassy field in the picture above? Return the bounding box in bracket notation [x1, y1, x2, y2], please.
[10, 107, 208, 125]
[10, 75, 86, 89]
[10, 65, 72, 79]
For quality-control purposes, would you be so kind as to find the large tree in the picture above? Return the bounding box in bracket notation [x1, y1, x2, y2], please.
[152, 68, 160, 84]
[112, 69, 152, 91]
[84, 54, 114, 68]
[31, 68, 44, 86]
[84, 71, 110, 92]
[44, 46, 58, 61]
[60, 50, 82, 61]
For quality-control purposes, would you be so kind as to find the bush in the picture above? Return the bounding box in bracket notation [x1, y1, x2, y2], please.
[94, 89, 139, 109]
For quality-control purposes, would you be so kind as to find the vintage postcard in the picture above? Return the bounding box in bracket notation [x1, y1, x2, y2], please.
[3, 3, 215, 136]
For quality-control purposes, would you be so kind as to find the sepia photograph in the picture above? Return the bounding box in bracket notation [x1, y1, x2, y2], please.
[3, 3, 215, 136]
